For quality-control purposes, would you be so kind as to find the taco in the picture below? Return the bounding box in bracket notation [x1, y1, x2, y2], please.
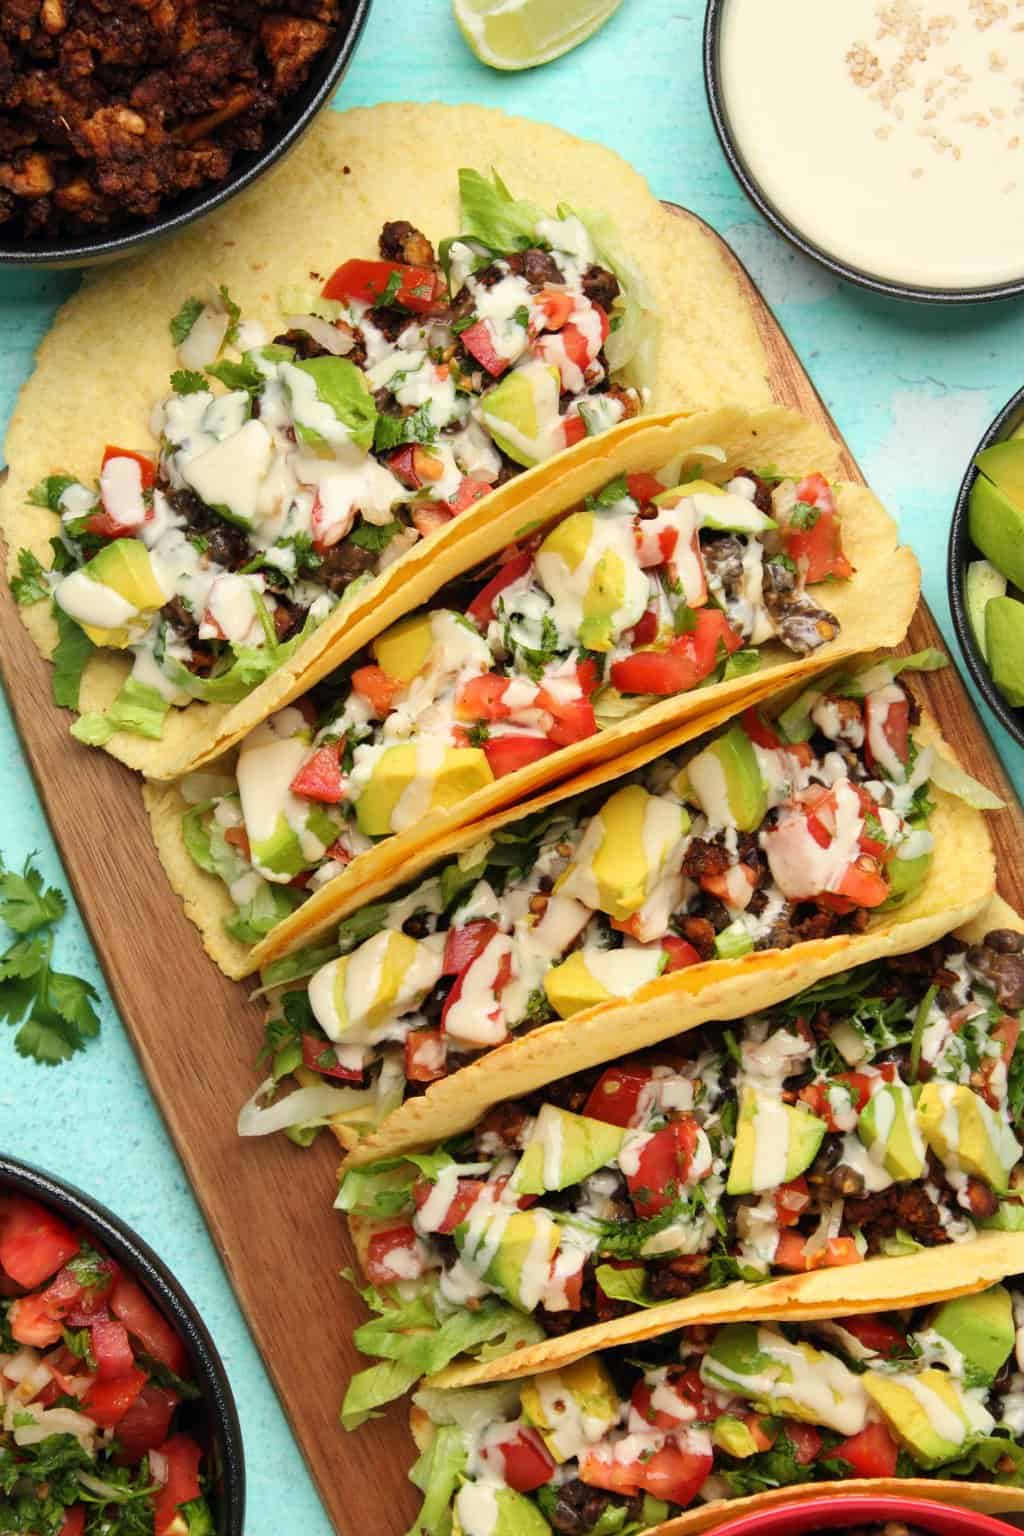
[145, 405, 920, 977]
[335, 909, 1024, 1427]
[234, 652, 997, 1150]
[401, 1280, 1024, 1534]
[1, 103, 772, 777]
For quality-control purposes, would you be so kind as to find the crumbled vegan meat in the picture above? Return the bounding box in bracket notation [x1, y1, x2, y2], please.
[378, 219, 435, 268]
[762, 557, 840, 655]
[0, 0, 341, 239]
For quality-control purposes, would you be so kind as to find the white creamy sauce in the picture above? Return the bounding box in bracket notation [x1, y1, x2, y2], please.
[580, 946, 664, 997]
[454, 1482, 499, 1536]
[748, 1096, 792, 1192]
[720, 0, 1024, 289]
[443, 934, 514, 1048]
[99, 454, 147, 528]
[54, 570, 141, 630]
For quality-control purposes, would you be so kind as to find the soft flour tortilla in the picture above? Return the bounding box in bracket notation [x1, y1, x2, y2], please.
[407, 1404, 1024, 1532]
[2, 101, 772, 777]
[144, 403, 920, 977]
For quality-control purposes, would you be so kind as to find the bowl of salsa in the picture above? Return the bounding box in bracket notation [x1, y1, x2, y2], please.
[0, 1154, 244, 1535]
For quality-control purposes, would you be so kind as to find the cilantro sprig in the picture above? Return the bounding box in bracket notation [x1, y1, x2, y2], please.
[0, 855, 100, 1064]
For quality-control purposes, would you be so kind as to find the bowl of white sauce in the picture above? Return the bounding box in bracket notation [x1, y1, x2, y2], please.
[704, 0, 1024, 302]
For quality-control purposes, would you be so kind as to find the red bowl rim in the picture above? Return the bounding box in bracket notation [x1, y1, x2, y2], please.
[706, 1493, 1017, 1536]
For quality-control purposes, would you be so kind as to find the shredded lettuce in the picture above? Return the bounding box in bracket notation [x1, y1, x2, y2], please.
[70, 678, 169, 745]
[558, 200, 658, 386]
[412, 1382, 522, 1434]
[592, 685, 658, 729]
[253, 941, 340, 997]
[777, 650, 948, 743]
[52, 608, 96, 711]
[164, 605, 321, 707]
[224, 881, 303, 945]
[457, 168, 546, 253]
[592, 1264, 658, 1308]
[406, 1423, 466, 1536]
[927, 752, 1005, 811]
[237, 1075, 376, 1138]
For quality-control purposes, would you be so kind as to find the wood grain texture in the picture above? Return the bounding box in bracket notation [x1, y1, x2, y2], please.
[0, 205, 1021, 1536]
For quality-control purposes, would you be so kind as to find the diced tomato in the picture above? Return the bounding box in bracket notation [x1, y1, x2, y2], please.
[627, 473, 666, 507]
[83, 510, 136, 539]
[784, 474, 852, 584]
[483, 734, 558, 779]
[627, 608, 660, 647]
[576, 659, 599, 696]
[411, 504, 453, 538]
[457, 673, 512, 723]
[9, 1292, 63, 1347]
[673, 1365, 727, 1422]
[864, 693, 910, 776]
[412, 1177, 486, 1235]
[626, 1117, 702, 1218]
[583, 1065, 655, 1127]
[39, 1265, 89, 1323]
[783, 1420, 822, 1465]
[0, 1198, 80, 1288]
[537, 692, 597, 747]
[351, 664, 402, 717]
[562, 413, 588, 448]
[559, 322, 594, 372]
[580, 1439, 712, 1510]
[365, 1226, 426, 1287]
[979, 1016, 1022, 1109]
[404, 1028, 447, 1084]
[300, 1035, 364, 1083]
[774, 1232, 863, 1272]
[610, 610, 742, 697]
[699, 863, 758, 906]
[631, 1376, 697, 1431]
[838, 1315, 907, 1359]
[481, 1426, 556, 1492]
[223, 826, 251, 863]
[86, 447, 156, 537]
[833, 853, 890, 910]
[535, 288, 575, 330]
[558, 1260, 585, 1312]
[114, 1384, 180, 1465]
[151, 1434, 203, 1536]
[110, 1277, 189, 1378]
[798, 1066, 896, 1131]
[834, 1420, 899, 1479]
[460, 319, 511, 378]
[322, 258, 443, 314]
[289, 741, 345, 804]
[661, 935, 702, 973]
[101, 445, 156, 489]
[774, 1177, 811, 1228]
[92, 1318, 135, 1380]
[443, 920, 499, 975]
[441, 941, 511, 1040]
[82, 1366, 148, 1428]
[58, 1510, 85, 1536]
[439, 477, 493, 517]
[467, 551, 533, 629]
[741, 707, 781, 750]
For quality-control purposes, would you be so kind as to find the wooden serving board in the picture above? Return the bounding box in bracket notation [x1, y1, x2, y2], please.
[3, 206, 1024, 1536]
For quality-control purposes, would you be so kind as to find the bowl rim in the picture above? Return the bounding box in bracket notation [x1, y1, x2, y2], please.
[947, 381, 1024, 750]
[707, 1492, 1021, 1536]
[0, 0, 372, 267]
[0, 1153, 245, 1536]
[702, 0, 1024, 305]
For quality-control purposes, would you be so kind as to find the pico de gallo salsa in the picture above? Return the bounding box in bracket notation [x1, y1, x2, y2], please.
[336, 924, 1024, 1424]
[182, 458, 852, 944]
[241, 652, 989, 1139]
[404, 1283, 1024, 1535]
[15, 170, 651, 749]
[0, 1193, 214, 1535]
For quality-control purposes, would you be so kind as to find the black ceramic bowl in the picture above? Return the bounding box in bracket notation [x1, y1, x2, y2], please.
[948, 384, 1024, 750]
[0, 0, 371, 268]
[0, 1154, 245, 1536]
[702, 0, 1024, 304]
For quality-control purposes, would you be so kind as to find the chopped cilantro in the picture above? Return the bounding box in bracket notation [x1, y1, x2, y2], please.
[467, 722, 491, 747]
[673, 603, 698, 635]
[373, 403, 437, 452]
[0, 855, 100, 1065]
[169, 295, 204, 345]
[349, 520, 402, 553]
[10, 548, 48, 605]
[769, 552, 798, 575]
[206, 356, 263, 394]
[170, 368, 208, 395]
[513, 305, 530, 327]
[585, 474, 629, 510]
[378, 269, 403, 308]
[27, 473, 76, 513]
[218, 283, 242, 345]
[62, 1325, 97, 1370]
[788, 500, 820, 531]
[451, 312, 477, 335]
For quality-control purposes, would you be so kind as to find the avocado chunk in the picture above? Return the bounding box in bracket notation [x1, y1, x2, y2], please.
[969, 470, 1024, 591]
[520, 1357, 619, 1462]
[371, 612, 437, 682]
[60, 539, 168, 648]
[712, 1416, 763, 1458]
[863, 1368, 992, 1469]
[727, 1088, 826, 1195]
[966, 559, 1007, 661]
[480, 361, 562, 468]
[510, 1104, 625, 1196]
[536, 510, 647, 652]
[702, 1323, 867, 1434]
[556, 784, 690, 920]
[354, 743, 494, 836]
[454, 1208, 560, 1312]
[916, 1082, 1022, 1191]
[307, 929, 442, 1043]
[982, 1201, 1024, 1231]
[977, 438, 1024, 513]
[453, 1484, 552, 1536]
[881, 843, 934, 908]
[543, 946, 665, 1020]
[929, 1285, 1015, 1386]
[857, 1082, 926, 1181]
[986, 595, 1024, 709]
[686, 726, 767, 833]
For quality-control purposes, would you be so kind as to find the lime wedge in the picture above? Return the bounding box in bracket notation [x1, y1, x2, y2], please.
[453, 0, 622, 70]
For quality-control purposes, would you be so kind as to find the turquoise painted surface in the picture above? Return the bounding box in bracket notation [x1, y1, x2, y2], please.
[2, 2, 1023, 1531]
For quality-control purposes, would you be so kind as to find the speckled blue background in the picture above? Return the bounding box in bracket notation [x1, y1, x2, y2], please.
[2, 3, 1024, 1531]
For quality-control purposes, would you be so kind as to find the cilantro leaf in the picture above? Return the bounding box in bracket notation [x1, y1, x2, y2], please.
[52, 606, 96, 710]
[206, 356, 263, 394]
[11, 547, 49, 605]
[348, 520, 402, 553]
[373, 403, 437, 452]
[27, 474, 76, 513]
[170, 368, 208, 395]
[218, 284, 242, 345]
[48, 970, 100, 1041]
[0, 859, 65, 933]
[170, 295, 204, 346]
[0, 856, 101, 1067]
[14, 1002, 85, 1065]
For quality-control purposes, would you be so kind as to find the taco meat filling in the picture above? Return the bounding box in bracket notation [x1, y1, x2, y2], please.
[402, 1285, 1024, 1533]
[336, 927, 1024, 1418]
[248, 656, 946, 1103]
[16, 171, 652, 744]
[183, 459, 852, 934]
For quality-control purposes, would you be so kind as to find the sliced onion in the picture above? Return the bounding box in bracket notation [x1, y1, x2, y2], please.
[3, 1346, 41, 1384]
[283, 314, 354, 356]
[237, 1077, 374, 1137]
[178, 304, 229, 370]
[804, 1199, 844, 1258]
[13, 1405, 96, 1447]
[149, 1449, 169, 1485]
